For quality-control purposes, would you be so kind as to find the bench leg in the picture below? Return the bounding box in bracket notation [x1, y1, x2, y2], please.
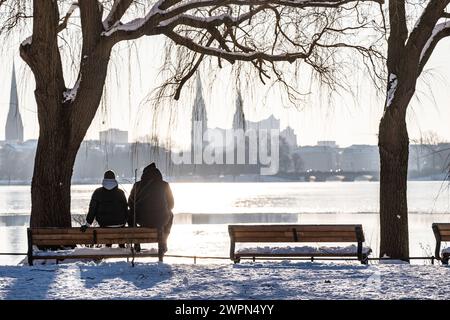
[443, 254, 449, 265]
[361, 255, 369, 265]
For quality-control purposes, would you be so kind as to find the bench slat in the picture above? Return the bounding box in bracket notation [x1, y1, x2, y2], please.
[230, 225, 360, 232]
[33, 239, 90, 246]
[31, 228, 157, 235]
[33, 234, 159, 241]
[96, 235, 158, 241]
[236, 238, 299, 243]
[435, 224, 450, 232]
[90, 238, 158, 245]
[33, 234, 94, 241]
[233, 231, 294, 238]
[233, 231, 357, 238]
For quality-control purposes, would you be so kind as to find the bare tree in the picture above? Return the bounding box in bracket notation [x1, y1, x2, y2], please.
[0, 0, 384, 228]
[378, 1, 450, 260]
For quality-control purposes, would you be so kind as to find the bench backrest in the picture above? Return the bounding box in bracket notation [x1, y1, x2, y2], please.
[432, 223, 450, 259]
[228, 224, 365, 243]
[28, 227, 161, 247]
[433, 223, 450, 241]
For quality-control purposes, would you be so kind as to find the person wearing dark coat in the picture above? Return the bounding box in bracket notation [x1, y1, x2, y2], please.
[128, 163, 174, 252]
[80, 170, 128, 248]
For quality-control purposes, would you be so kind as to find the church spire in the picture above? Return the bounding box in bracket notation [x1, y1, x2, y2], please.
[192, 74, 207, 123]
[191, 73, 208, 155]
[5, 62, 24, 143]
[232, 87, 246, 131]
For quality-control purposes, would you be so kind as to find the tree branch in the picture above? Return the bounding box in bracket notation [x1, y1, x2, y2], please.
[165, 29, 305, 64]
[57, 2, 79, 33]
[19, 0, 65, 122]
[160, 0, 384, 24]
[102, 0, 384, 42]
[103, 0, 134, 29]
[79, 0, 104, 55]
[386, 0, 407, 72]
[406, 0, 450, 61]
[418, 21, 450, 75]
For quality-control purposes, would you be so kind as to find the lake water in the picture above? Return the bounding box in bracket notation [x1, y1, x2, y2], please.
[1, 181, 449, 265]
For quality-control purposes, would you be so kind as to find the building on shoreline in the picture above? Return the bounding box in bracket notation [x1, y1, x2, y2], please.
[0, 68, 448, 182]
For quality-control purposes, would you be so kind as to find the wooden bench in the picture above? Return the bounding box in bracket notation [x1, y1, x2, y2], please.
[432, 223, 450, 264]
[27, 227, 164, 266]
[228, 224, 371, 264]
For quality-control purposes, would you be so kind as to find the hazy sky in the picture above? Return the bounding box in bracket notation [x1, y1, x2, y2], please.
[1, 32, 450, 148]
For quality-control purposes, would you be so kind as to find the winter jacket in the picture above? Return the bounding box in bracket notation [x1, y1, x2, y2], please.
[127, 167, 174, 228]
[86, 186, 128, 227]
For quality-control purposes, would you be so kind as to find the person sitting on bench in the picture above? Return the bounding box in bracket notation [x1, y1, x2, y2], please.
[80, 170, 128, 248]
[127, 163, 174, 253]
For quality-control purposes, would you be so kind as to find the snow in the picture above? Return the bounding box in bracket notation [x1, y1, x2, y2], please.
[441, 247, 450, 254]
[21, 36, 32, 46]
[237, 245, 372, 255]
[102, 0, 164, 36]
[32, 246, 158, 257]
[63, 78, 81, 103]
[0, 260, 449, 299]
[420, 21, 450, 62]
[386, 73, 397, 107]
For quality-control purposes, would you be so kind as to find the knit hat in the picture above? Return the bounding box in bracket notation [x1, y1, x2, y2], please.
[104, 170, 116, 180]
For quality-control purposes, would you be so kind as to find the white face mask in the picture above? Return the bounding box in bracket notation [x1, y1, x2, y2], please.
[102, 178, 118, 190]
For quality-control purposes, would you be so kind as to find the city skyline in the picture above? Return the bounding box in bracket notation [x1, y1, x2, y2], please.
[1, 36, 450, 147]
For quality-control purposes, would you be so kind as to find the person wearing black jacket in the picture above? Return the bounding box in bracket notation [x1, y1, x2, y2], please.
[80, 170, 128, 248]
[128, 163, 174, 252]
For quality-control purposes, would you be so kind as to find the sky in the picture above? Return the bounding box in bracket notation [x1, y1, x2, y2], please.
[0, 26, 450, 149]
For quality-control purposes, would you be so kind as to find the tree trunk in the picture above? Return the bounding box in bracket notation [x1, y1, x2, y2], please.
[378, 107, 410, 260]
[30, 133, 78, 228]
[20, 0, 113, 227]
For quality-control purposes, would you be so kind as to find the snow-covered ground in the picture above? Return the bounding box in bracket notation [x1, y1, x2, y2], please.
[0, 260, 449, 299]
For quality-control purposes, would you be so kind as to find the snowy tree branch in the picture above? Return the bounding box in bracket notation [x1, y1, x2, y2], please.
[406, 0, 450, 59]
[419, 21, 450, 75]
[103, 0, 134, 29]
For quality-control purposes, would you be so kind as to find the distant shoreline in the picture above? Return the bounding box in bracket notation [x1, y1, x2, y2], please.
[0, 176, 447, 186]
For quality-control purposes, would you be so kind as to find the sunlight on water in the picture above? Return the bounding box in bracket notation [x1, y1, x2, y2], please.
[0, 181, 449, 265]
[0, 181, 448, 215]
